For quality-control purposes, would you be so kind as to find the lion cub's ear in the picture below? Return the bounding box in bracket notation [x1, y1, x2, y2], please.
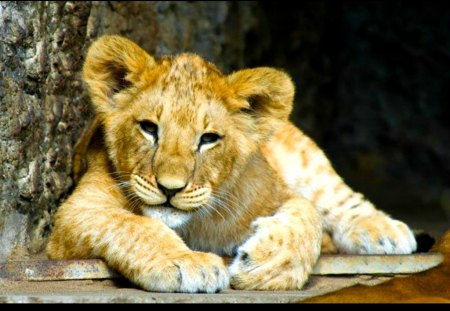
[227, 67, 295, 120]
[83, 35, 155, 112]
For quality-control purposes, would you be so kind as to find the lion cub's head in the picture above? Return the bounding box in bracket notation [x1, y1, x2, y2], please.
[83, 36, 294, 228]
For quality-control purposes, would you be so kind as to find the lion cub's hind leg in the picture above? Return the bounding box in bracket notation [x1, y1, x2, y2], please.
[332, 210, 417, 254]
[229, 196, 322, 290]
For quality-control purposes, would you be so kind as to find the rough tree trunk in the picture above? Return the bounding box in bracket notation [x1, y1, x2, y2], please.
[0, 1, 257, 261]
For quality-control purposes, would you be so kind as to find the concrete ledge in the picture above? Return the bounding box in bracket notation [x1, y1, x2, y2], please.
[0, 253, 442, 303]
[0, 276, 392, 303]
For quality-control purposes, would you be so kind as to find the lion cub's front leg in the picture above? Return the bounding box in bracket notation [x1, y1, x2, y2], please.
[47, 170, 229, 293]
[229, 196, 322, 290]
[49, 206, 230, 293]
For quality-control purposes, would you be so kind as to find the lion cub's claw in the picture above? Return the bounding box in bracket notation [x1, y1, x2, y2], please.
[335, 213, 417, 254]
[144, 251, 229, 293]
[228, 215, 318, 291]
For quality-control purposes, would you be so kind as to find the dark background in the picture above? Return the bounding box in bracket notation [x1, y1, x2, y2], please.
[246, 1, 450, 236]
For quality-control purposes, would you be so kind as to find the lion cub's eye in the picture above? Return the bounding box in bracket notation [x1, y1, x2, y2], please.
[199, 133, 221, 148]
[139, 121, 158, 137]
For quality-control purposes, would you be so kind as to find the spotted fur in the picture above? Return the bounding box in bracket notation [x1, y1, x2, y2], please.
[47, 36, 416, 293]
[261, 124, 417, 255]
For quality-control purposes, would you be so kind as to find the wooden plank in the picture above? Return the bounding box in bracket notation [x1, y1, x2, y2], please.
[0, 259, 118, 281]
[313, 253, 444, 275]
[0, 253, 443, 281]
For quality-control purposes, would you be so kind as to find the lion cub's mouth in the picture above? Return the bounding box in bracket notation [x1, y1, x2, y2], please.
[147, 201, 185, 209]
[161, 201, 175, 208]
[130, 174, 211, 228]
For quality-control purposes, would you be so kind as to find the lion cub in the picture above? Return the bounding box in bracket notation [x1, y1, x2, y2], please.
[47, 36, 416, 292]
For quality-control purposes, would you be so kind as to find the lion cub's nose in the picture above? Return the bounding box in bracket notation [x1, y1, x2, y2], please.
[156, 177, 186, 200]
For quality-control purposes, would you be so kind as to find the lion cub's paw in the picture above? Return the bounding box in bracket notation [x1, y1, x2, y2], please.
[142, 251, 229, 293]
[229, 215, 319, 290]
[334, 212, 417, 254]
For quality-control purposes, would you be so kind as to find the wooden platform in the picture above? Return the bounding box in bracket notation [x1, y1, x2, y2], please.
[0, 253, 443, 303]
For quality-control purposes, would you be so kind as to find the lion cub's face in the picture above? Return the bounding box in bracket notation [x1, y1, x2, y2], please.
[83, 36, 294, 228]
[106, 55, 256, 227]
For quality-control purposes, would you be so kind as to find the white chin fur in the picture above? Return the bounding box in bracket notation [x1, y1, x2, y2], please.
[141, 206, 192, 229]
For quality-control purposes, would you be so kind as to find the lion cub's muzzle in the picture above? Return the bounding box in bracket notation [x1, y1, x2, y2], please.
[155, 180, 185, 207]
[130, 174, 211, 211]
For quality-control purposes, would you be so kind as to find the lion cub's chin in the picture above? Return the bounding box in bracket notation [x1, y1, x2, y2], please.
[141, 206, 192, 229]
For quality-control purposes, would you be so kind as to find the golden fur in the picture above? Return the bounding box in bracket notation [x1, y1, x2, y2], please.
[47, 36, 416, 292]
